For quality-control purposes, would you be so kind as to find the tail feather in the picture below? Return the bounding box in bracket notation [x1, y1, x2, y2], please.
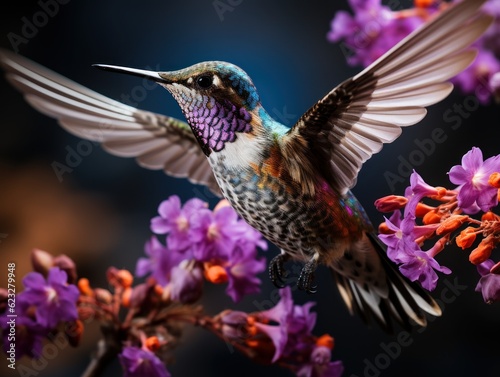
[331, 232, 441, 333]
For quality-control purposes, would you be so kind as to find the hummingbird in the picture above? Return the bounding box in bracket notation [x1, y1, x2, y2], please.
[0, 0, 492, 331]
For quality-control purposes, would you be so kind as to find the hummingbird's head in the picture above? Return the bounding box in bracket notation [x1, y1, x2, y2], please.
[95, 61, 262, 156]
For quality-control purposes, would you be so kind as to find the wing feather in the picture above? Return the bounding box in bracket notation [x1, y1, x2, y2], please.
[283, 0, 493, 194]
[0, 48, 221, 196]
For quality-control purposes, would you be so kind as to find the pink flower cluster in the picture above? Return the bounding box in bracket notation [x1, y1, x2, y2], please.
[137, 196, 267, 303]
[328, 0, 500, 103]
[0, 197, 344, 377]
[376, 147, 500, 303]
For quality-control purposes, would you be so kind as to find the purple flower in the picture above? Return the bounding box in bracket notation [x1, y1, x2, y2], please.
[17, 267, 79, 329]
[224, 244, 267, 302]
[150, 196, 206, 250]
[398, 248, 451, 291]
[169, 261, 204, 304]
[255, 287, 328, 364]
[190, 206, 247, 261]
[219, 310, 251, 340]
[119, 346, 170, 377]
[0, 301, 47, 359]
[379, 210, 439, 264]
[451, 50, 500, 104]
[405, 171, 443, 213]
[135, 236, 185, 286]
[475, 259, 500, 304]
[449, 147, 500, 213]
[255, 286, 294, 362]
[481, 0, 500, 59]
[327, 0, 425, 67]
[379, 211, 412, 263]
[215, 289, 342, 375]
[142, 196, 267, 302]
[378, 199, 450, 291]
[298, 346, 344, 377]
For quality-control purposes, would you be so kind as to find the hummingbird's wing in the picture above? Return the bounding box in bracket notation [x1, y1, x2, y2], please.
[0, 49, 222, 197]
[283, 0, 492, 194]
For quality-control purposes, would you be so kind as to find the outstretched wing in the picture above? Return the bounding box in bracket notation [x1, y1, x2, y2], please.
[283, 0, 492, 194]
[0, 48, 222, 197]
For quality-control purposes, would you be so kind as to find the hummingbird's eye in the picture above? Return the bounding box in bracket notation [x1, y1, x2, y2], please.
[196, 75, 213, 89]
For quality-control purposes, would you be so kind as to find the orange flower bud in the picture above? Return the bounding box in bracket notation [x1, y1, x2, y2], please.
[469, 238, 494, 265]
[481, 212, 500, 222]
[455, 227, 477, 250]
[436, 215, 468, 236]
[415, 203, 435, 218]
[117, 269, 134, 288]
[378, 222, 392, 234]
[316, 334, 334, 350]
[145, 336, 161, 352]
[121, 287, 132, 307]
[423, 210, 442, 225]
[204, 264, 228, 284]
[53, 254, 77, 284]
[488, 172, 500, 188]
[415, 0, 434, 8]
[490, 261, 500, 275]
[31, 249, 54, 276]
[214, 199, 231, 212]
[245, 339, 260, 349]
[77, 278, 93, 297]
[65, 319, 84, 348]
[374, 195, 408, 213]
[154, 284, 164, 296]
[247, 323, 258, 337]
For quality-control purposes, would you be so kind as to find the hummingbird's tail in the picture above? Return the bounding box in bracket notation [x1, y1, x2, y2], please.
[331, 232, 441, 333]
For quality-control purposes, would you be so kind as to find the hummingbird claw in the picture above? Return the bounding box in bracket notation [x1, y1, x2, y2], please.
[269, 253, 290, 288]
[297, 258, 318, 294]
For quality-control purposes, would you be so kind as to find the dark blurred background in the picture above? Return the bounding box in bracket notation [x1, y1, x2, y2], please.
[0, 1, 499, 376]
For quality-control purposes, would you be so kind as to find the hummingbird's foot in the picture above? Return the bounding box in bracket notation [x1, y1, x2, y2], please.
[269, 252, 290, 288]
[297, 256, 319, 294]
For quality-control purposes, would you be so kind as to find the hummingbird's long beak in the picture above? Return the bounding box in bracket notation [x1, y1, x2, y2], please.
[92, 64, 173, 84]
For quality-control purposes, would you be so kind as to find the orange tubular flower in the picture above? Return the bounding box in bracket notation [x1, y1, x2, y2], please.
[65, 319, 84, 347]
[374, 195, 408, 212]
[481, 212, 499, 222]
[415, 202, 435, 218]
[117, 269, 134, 288]
[456, 227, 477, 250]
[488, 172, 500, 188]
[436, 215, 468, 236]
[316, 334, 334, 350]
[204, 263, 229, 284]
[469, 237, 495, 265]
[145, 336, 161, 352]
[414, 0, 435, 8]
[121, 287, 132, 308]
[423, 210, 442, 225]
[77, 278, 93, 297]
[490, 261, 500, 275]
[378, 222, 392, 235]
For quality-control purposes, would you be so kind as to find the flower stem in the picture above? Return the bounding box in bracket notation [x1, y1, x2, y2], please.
[81, 328, 121, 377]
